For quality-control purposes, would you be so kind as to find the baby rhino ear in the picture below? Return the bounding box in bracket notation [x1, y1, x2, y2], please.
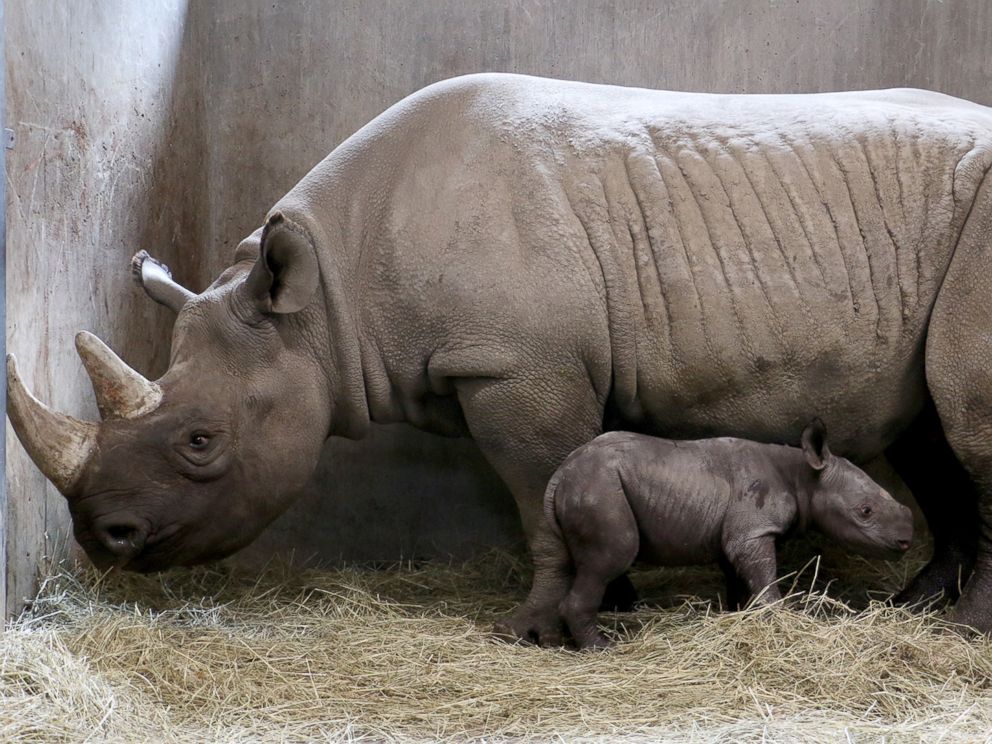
[801, 418, 832, 471]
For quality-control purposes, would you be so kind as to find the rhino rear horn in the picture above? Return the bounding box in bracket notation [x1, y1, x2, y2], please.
[75, 331, 162, 419]
[6, 354, 98, 494]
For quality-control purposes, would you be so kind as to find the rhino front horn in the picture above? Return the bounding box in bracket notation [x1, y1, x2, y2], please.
[6, 354, 99, 494]
[75, 331, 162, 419]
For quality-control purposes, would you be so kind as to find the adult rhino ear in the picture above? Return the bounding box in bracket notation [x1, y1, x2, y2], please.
[245, 212, 319, 314]
[801, 417, 832, 471]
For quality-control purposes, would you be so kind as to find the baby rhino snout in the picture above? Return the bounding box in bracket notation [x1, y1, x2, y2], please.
[884, 496, 915, 557]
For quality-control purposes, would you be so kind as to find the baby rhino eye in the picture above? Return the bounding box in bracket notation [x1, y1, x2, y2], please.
[189, 433, 211, 450]
[860, 505, 873, 518]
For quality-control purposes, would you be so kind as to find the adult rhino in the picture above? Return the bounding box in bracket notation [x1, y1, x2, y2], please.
[8, 74, 992, 640]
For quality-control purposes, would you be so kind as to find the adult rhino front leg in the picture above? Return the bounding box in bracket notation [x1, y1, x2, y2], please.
[886, 404, 977, 606]
[456, 370, 605, 646]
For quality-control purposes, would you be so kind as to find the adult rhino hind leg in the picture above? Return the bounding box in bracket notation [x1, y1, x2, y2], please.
[886, 404, 978, 607]
[925, 175, 992, 633]
[457, 372, 604, 646]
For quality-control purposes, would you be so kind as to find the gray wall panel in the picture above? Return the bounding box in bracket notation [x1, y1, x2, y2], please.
[3, 0, 205, 612]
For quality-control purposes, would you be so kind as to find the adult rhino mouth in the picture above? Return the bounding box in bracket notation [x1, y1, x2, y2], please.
[76, 520, 188, 573]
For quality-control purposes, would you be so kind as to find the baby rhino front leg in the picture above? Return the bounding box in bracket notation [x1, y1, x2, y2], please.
[723, 534, 782, 606]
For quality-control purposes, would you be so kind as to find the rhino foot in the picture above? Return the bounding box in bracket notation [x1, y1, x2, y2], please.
[894, 576, 955, 609]
[894, 548, 973, 609]
[493, 606, 566, 647]
[948, 595, 992, 635]
[943, 561, 992, 635]
[582, 634, 614, 651]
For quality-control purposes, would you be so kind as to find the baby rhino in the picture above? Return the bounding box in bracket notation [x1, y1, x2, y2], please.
[545, 420, 914, 649]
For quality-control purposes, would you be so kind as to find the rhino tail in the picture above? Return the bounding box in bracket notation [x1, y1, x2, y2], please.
[543, 469, 567, 542]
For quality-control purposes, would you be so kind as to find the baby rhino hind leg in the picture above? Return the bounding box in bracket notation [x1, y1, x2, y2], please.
[556, 472, 640, 650]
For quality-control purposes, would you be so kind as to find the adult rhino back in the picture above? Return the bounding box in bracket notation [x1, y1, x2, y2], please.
[578, 90, 992, 455]
[7, 73, 992, 636]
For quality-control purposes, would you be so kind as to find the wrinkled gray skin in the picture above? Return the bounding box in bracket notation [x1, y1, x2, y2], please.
[8, 74, 992, 640]
[546, 422, 914, 649]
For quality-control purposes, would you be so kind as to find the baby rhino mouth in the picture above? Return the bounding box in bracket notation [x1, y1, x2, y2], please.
[881, 532, 913, 560]
[888, 537, 912, 559]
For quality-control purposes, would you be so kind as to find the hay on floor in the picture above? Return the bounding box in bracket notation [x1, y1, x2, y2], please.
[3, 538, 992, 742]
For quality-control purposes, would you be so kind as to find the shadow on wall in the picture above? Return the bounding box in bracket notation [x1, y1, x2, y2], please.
[240, 427, 524, 568]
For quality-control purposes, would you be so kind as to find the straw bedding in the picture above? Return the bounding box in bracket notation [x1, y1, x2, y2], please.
[3, 536, 992, 742]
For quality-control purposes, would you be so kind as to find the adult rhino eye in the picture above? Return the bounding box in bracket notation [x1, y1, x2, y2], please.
[174, 429, 228, 476]
[860, 505, 873, 518]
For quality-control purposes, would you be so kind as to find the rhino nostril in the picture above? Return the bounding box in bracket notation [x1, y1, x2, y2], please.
[98, 522, 147, 556]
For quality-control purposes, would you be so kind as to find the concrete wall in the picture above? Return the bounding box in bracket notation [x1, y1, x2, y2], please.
[0, 0, 7, 620]
[3, 0, 204, 614]
[5, 0, 992, 610]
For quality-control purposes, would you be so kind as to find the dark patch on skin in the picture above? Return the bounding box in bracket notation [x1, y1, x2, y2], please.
[691, 381, 736, 408]
[810, 354, 843, 387]
[746, 478, 768, 509]
[965, 392, 987, 418]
